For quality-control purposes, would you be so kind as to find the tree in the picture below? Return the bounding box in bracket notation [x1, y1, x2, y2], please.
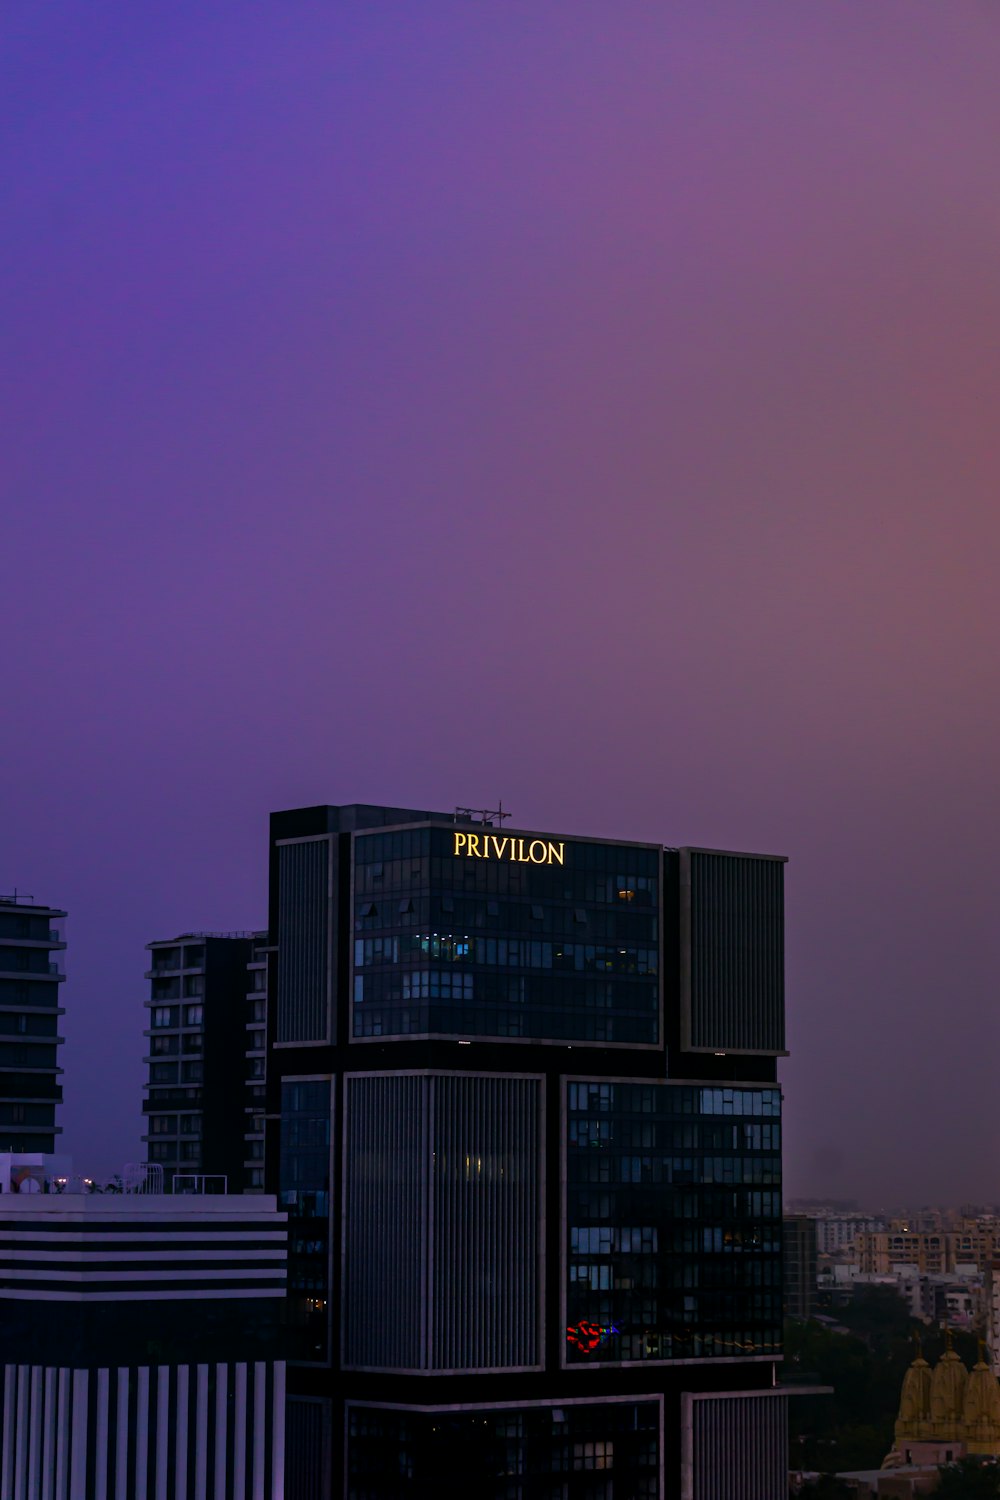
[934, 1459, 1000, 1499]
[792, 1477, 853, 1498]
[785, 1312, 985, 1475]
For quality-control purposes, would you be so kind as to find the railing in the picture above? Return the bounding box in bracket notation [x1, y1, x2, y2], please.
[175, 931, 264, 941]
[123, 1163, 164, 1194]
[172, 1174, 228, 1195]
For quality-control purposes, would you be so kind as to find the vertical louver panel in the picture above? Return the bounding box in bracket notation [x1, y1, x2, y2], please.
[284, 1397, 331, 1500]
[681, 850, 786, 1053]
[343, 1075, 427, 1369]
[343, 1074, 542, 1372]
[0, 1361, 285, 1499]
[430, 1075, 541, 1371]
[686, 1391, 788, 1500]
[276, 839, 332, 1043]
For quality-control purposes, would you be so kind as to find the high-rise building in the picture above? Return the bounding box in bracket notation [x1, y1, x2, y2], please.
[0, 894, 66, 1153]
[242, 935, 270, 1192]
[267, 804, 789, 1500]
[783, 1214, 819, 1321]
[0, 1179, 288, 1498]
[142, 932, 265, 1188]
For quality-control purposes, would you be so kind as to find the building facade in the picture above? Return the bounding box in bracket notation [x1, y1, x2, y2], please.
[266, 804, 789, 1500]
[812, 1216, 884, 1256]
[0, 895, 66, 1153]
[783, 1215, 818, 1321]
[0, 1187, 287, 1499]
[143, 933, 266, 1189]
[243, 937, 270, 1192]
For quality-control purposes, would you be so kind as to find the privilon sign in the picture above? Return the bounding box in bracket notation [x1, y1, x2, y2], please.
[453, 831, 566, 866]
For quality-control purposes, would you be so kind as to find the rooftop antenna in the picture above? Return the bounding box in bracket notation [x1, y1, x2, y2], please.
[453, 802, 512, 829]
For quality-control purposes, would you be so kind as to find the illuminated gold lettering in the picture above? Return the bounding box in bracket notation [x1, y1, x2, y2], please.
[451, 833, 569, 864]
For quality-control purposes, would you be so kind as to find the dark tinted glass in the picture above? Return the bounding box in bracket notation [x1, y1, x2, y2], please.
[352, 827, 660, 1045]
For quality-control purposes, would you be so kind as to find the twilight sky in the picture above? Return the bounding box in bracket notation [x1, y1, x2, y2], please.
[4, 3, 1000, 1205]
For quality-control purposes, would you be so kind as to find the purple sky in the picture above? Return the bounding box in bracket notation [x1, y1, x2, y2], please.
[4, 3, 1000, 1205]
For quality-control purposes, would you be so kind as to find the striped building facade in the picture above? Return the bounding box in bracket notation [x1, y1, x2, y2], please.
[0, 1193, 287, 1499]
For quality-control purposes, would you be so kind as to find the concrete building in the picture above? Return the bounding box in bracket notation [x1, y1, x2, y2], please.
[813, 1216, 885, 1256]
[0, 895, 66, 1153]
[242, 936, 269, 1193]
[0, 1182, 287, 1498]
[142, 933, 266, 1189]
[784, 1214, 819, 1320]
[857, 1225, 1000, 1279]
[858, 1230, 952, 1276]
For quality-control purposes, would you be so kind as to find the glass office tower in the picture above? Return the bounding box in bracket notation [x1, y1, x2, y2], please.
[267, 805, 788, 1500]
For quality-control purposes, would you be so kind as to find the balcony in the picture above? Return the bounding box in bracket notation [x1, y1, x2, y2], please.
[142, 1090, 203, 1110]
[0, 1077, 62, 1101]
[0, 966, 64, 983]
[0, 934, 66, 951]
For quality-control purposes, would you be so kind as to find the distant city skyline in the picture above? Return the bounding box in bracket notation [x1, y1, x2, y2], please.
[5, 2, 1000, 1204]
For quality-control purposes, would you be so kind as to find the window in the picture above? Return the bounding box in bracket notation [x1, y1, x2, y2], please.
[566, 1081, 782, 1366]
[183, 976, 204, 998]
[148, 1142, 173, 1162]
[150, 1115, 176, 1135]
[180, 1114, 202, 1135]
[181, 1061, 203, 1083]
[151, 1006, 175, 1028]
[184, 1004, 203, 1026]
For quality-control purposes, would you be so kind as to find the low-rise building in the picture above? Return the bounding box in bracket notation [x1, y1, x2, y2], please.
[0, 1180, 287, 1498]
